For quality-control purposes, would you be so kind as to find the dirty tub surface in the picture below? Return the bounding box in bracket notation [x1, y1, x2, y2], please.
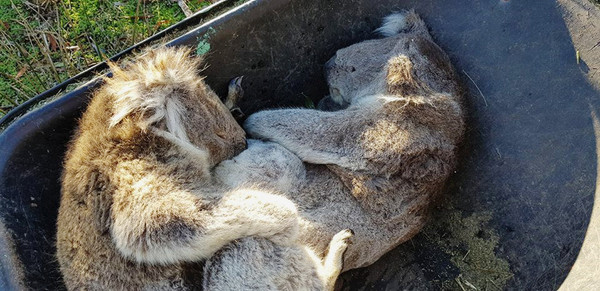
[1, 0, 600, 290]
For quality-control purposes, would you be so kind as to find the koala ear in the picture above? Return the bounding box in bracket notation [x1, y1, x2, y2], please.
[106, 47, 203, 142]
[244, 108, 370, 171]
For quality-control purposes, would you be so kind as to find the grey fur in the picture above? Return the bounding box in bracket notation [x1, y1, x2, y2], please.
[205, 10, 465, 287]
[56, 10, 464, 291]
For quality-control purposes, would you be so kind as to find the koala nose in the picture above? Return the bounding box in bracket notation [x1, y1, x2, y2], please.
[324, 55, 337, 77]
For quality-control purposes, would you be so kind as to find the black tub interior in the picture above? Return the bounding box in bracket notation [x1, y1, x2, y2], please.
[1, 0, 599, 289]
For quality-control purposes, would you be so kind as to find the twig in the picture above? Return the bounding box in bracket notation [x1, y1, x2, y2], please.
[487, 279, 501, 291]
[463, 279, 478, 290]
[174, 0, 193, 17]
[55, 8, 71, 70]
[133, 0, 142, 43]
[7, 83, 30, 103]
[0, 90, 19, 107]
[456, 274, 478, 290]
[143, 0, 150, 39]
[86, 34, 107, 61]
[463, 70, 488, 107]
[462, 249, 470, 261]
[591, 41, 600, 52]
[455, 277, 467, 291]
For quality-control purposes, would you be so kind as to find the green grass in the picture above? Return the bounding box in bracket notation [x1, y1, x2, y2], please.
[0, 0, 213, 116]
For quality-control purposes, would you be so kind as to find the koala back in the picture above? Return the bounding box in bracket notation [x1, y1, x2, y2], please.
[57, 47, 247, 290]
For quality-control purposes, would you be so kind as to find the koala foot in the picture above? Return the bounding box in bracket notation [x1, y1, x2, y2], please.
[329, 229, 354, 259]
[321, 229, 354, 290]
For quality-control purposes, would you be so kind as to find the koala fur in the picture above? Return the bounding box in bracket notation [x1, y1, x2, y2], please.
[237, 10, 465, 272]
[57, 47, 349, 290]
[57, 10, 464, 290]
[198, 10, 464, 290]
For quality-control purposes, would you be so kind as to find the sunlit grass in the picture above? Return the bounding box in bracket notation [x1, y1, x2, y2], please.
[0, 0, 212, 115]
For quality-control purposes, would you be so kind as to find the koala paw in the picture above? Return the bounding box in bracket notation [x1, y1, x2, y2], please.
[332, 229, 354, 248]
[322, 229, 355, 286]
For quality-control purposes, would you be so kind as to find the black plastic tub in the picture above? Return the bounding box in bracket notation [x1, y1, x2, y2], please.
[1, 0, 600, 290]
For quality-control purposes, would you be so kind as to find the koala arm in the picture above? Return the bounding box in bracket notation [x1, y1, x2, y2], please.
[214, 139, 306, 192]
[244, 108, 371, 171]
[109, 165, 299, 265]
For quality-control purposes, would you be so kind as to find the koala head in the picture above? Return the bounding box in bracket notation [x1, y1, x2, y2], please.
[324, 37, 400, 104]
[106, 47, 246, 166]
[176, 84, 247, 166]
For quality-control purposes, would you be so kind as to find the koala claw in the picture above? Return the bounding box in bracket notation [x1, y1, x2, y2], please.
[231, 76, 244, 87]
[225, 76, 244, 110]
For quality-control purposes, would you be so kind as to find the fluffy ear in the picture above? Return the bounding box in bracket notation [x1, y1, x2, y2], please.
[243, 108, 371, 171]
[105, 47, 204, 142]
[375, 10, 429, 37]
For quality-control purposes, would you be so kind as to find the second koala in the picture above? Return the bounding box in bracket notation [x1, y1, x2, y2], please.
[211, 10, 466, 286]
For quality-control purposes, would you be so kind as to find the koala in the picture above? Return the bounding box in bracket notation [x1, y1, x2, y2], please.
[57, 47, 350, 290]
[57, 9, 464, 290]
[237, 10, 466, 272]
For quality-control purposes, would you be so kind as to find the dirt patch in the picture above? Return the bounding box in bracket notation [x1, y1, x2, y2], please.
[560, 0, 600, 89]
[422, 204, 513, 290]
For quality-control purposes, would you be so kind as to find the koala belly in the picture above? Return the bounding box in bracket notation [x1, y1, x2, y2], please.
[290, 164, 422, 271]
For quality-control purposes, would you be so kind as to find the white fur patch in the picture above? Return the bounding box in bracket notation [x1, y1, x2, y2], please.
[109, 85, 190, 142]
[164, 97, 188, 141]
[151, 128, 210, 173]
[375, 12, 409, 37]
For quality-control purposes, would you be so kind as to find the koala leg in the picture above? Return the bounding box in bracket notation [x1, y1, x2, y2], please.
[203, 237, 324, 291]
[244, 107, 373, 171]
[203, 230, 353, 291]
[224, 76, 244, 109]
[207, 188, 301, 247]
